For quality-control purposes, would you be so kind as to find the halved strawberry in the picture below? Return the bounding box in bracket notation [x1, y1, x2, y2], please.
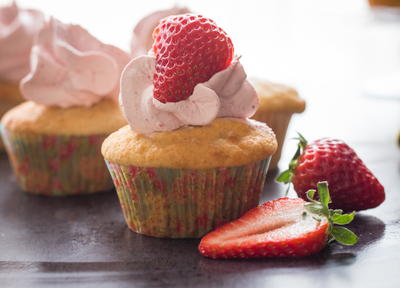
[198, 182, 358, 259]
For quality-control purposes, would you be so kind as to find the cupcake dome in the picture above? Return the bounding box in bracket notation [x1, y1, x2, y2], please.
[2, 100, 126, 136]
[102, 118, 276, 169]
[251, 80, 305, 170]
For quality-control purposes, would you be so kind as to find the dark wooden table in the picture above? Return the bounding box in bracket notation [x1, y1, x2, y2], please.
[0, 89, 399, 287]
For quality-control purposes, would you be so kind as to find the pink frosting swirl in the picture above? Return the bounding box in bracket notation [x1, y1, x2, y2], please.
[0, 1, 44, 83]
[20, 18, 130, 108]
[120, 55, 259, 134]
[130, 6, 190, 57]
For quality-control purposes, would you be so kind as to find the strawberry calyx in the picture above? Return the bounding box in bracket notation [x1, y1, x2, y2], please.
[305, 181, 358, 245]
[276, 132, 308, 193]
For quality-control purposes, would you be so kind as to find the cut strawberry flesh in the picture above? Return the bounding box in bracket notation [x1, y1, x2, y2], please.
[199, 198, 329, 258]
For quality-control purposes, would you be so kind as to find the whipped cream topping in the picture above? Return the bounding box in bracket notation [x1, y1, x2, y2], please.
[130, 6, 190, 57]
[0, 1, 44, 83]
[120, 55, 259, 134]
[21, 18, 130, 108]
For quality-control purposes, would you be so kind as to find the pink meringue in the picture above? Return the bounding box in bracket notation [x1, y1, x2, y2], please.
[120, 55, 259, 134]
[130, 6, 190, 57]
[20, 18, 130, 108]
[0, 1, 44, 83]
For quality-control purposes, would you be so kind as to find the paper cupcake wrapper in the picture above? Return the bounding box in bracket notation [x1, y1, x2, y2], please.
[1, 127, 113, 196]
[252, 112, 292, 170]
[105, 158, 271, 238]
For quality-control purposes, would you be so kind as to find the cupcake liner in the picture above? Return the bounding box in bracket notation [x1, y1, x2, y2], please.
[1, 127, 113, 196]
[252, 112, 292, 170]
[105, 158, 271, 238]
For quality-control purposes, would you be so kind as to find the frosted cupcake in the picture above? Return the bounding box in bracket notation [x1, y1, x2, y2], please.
[251, 80, 305, 170]
[1, 18, 130, 196]
[130, 6, 190, 57]
[102, 14, 277, 238]
[0, 2, 44, 150]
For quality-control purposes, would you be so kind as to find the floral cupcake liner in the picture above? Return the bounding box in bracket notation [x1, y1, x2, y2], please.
[105, 158, 271, 238]
[1, 127, 113, 196]
[252, 112, 292, 170]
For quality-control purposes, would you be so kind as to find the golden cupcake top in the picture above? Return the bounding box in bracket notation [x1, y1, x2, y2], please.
[1, 99, 126, 135]
[102, 118, 277, 169]
[251, 79, 306, 113]
[0, 81, 23, 104]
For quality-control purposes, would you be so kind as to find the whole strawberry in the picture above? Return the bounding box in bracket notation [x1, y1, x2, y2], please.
[277, 134, 385, 211]
[199, 181, 358, 259]
[152, 14, 234, 103]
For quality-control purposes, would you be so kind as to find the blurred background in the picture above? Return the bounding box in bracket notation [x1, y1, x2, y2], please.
[10, 0, 400, 166]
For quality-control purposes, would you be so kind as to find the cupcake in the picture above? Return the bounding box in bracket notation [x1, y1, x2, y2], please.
[251, 80, 305, 170]
[102, 14, 277, 238]
[1, 18, 130, 196]
[130, 6, 190, 57]
[368, 0, 400, 7]
[0, 2, 44, 150]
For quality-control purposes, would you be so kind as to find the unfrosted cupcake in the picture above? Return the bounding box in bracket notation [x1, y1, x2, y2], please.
[102, 14, 277, 238]
[1, 18, 130, 196]
[251, 80, 305, 170]
[130, 6, 190, 57]
[0, 2, 44, 150]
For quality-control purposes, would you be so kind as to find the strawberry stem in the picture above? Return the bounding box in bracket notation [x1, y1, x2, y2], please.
[304, 181, 358, 246]
[276, 132, 308, 195]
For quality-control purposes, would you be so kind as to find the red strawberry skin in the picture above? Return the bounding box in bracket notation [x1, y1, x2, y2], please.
[199, 198, 329, 259]
[292, 138, 385, 212]
[152, 14, 234, 103]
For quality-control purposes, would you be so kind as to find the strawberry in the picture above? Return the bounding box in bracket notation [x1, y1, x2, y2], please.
[199, 182, 358, 259]
[152, 14, 234, 103]
[277, 134, 385, 211]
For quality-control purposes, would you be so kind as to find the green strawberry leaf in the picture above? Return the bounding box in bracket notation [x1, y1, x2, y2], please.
[331, 226, 358, 245]
[295, 132, 308, 149]
[317, 181, 331, 207]
[276, 170, 292, 184]
[303, 181, 358, 247]
[304, 202, 324, 215]
[306, 189, 316, 201]
[332, 209, 344, 215]
[332, 212, 355, 225]
[276, 133, 308, 186]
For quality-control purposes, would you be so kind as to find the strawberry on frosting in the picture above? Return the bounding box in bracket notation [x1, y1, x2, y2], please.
[130, 6, 190, 57]
[0, 1, 44, 83]
[120, 14, 259, 134]
[20, 18, 130, 108]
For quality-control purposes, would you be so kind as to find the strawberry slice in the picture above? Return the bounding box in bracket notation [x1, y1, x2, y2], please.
[198, 182, 358, 259]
